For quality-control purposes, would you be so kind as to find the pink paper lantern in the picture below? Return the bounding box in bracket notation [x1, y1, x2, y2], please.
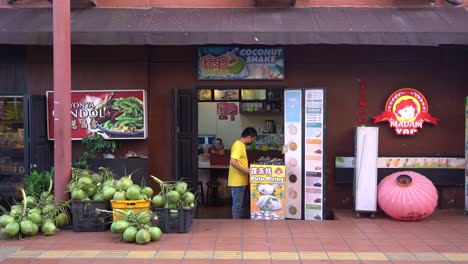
[377, 171, 438, 221]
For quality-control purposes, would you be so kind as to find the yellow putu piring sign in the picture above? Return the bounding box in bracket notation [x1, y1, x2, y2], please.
[249, 164, 286, 220]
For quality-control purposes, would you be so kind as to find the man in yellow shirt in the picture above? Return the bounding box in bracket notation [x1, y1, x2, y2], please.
[228, 127, 257, 219]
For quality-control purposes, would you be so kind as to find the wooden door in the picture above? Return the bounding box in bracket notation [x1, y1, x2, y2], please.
[172, 89, 198, 189]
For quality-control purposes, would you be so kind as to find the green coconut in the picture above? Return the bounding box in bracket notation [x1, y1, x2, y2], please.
[0, 214, 15, 228]
[111, 220, 129, 234]
[135, 228, 151, 245]
[148, 226, 162, 241]
[4, 222, 20, 238]
[122, 226, 138, 243]
[41, 221, 57, 236]
[126, 185, 141, 200]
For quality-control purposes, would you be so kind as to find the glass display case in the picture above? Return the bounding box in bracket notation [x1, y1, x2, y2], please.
[0, 96, 25, 203]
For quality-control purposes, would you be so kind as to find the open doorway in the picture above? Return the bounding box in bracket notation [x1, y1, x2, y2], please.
[196, 87, 285, 219]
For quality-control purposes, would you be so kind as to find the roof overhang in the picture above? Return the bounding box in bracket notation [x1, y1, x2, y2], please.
[0, 7, 467, 46]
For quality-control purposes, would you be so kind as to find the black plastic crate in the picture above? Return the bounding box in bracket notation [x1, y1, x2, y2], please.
[71, 200, 111, 232]
[152, 205, 196, 233]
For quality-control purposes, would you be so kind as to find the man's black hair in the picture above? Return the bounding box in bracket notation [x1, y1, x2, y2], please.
[241, 127, 257, 138]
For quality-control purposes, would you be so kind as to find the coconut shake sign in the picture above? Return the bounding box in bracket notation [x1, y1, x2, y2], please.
[197, 47, 284, 80]
[373, 88, 438, 135]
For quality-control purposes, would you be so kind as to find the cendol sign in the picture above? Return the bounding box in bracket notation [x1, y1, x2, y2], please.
[197, 47, 285, 80]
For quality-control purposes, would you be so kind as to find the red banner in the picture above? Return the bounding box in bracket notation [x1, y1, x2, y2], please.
[47, 90, 147, 140]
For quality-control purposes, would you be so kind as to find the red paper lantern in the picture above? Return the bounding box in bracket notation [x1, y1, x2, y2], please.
[378, 171, 438, 221]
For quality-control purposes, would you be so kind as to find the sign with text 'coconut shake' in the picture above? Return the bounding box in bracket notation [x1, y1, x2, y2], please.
[47, 90, 147, 140]
[197, 47, 284, 80]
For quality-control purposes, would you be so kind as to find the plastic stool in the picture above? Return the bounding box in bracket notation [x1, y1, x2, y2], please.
[198, 181, 205, 205]
[205, 181, 221, 206]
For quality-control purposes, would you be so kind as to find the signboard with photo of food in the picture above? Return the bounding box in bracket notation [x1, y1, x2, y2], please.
[197, 47, 285, 80]
[47, 90, 147, 140]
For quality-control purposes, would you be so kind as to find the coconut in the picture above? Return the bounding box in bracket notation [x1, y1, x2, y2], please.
[126, 185, 141, 200]
[91, 173, 103, 184]
[111, 220, 129, 234]
[102, 186, 117, 200]
[148, 226, 162, 241]
[4, 222, 20, 238]
[182, 192, 195, 204]
[122, 226, 138, 242]
[55, 212, 70, 227]
[135, 228, 151, 245]
[25, 196, 36, 208]
[151, 195, 165, 208]
[41, 221, 57, 236]
[10, 204, 23, 217]
[113, 191, 126, 201]
[27, 211, 42, 225]
[142, 187, 154, 198]
[20, 220, 36, 236]
[78, 176, 93, 190]
[0, 214, 15, 228]
[71, 189, 87, 200]
[175, 182, 188, 195]
[120, 177, 134, 191]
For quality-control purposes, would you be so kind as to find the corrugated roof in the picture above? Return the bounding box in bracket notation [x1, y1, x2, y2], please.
[0, 7, 467, 46]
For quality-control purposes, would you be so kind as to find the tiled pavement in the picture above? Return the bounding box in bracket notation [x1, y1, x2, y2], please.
[1, 209, 468, 263]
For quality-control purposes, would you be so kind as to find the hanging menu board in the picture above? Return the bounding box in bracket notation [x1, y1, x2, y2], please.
[304, 89, 325, 220]
[284, 90, 302, 219]
[465, 97, 468, 213]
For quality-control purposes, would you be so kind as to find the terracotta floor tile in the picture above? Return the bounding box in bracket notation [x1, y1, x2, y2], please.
[1, 260, 33, 264]
[242, 246, 270, 251]
[268, 244, 298, 251]
[30, 259, 62, 264]
[377, 244, 409, 252]
[267, 237, 295, 244]
[217, 238, 242, 243]
[150, 259, 182, 264]
[242, 260, 271, 264]
[322, 246, 352, 252]
[271, 260, 301, 264]
[186, 244, 215, 251]
[215, 244, 242, 251]
[242, 238, 269, 245]
[301, 261, 332, 264]
[211, 260, 243, 264]
[296, 245, 324, 252]
[348, 245, 379, 252]
[182, 260, 213, 264]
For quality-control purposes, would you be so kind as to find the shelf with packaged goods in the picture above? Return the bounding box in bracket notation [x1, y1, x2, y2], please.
[239, 101, 283, 113]
[0, 145, 24, 158]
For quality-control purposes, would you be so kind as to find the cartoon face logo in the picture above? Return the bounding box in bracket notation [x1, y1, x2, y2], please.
[373, 88, 438, 136]
[394, 98, 420, 122]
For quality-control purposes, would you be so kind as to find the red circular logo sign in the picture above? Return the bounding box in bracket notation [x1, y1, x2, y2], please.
[373, 88, 438, 135]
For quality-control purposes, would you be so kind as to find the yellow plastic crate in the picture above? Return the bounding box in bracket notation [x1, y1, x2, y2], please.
[111, 200, 150, 222]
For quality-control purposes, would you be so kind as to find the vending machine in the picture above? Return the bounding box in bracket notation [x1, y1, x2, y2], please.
[284, 89, 326, 220]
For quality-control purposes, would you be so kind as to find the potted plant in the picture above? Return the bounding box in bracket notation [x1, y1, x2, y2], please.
[82, 132, 118, 159]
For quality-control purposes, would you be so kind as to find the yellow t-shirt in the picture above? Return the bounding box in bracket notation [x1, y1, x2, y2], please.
[228, 140, 249, 187]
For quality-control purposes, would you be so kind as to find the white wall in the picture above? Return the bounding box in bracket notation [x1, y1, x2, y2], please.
[198, 102, 283, 149]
